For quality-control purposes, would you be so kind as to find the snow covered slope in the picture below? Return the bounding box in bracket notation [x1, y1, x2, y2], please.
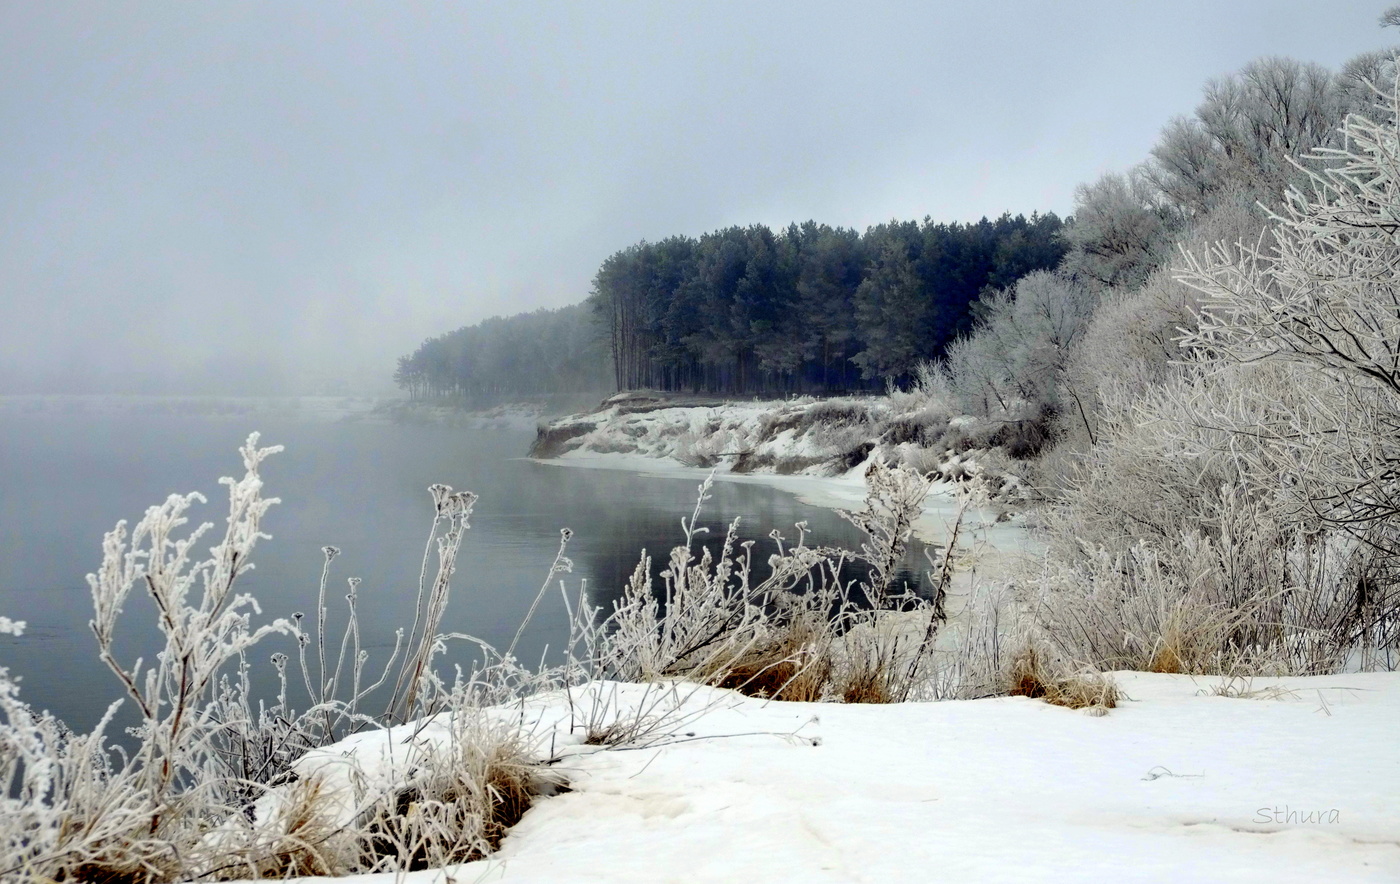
[281, 673, 1400, 884]
[529, 394, 1023, 499]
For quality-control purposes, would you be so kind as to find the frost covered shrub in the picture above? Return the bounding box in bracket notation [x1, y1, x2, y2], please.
[0, 619, 148, 882]
[879, 415, 938, 447]
[984, 415, 1054, 460]
[0, 436, 293, 881]
[885, 362, 958, 422]
[1028, 519, 1380, 675]
[1029, 362, 1397, 675]
[1176, 83, 1400, 568]
[895, 444, 946, 477]
[803, 399, 876, 428]
[672, 430, 725, 468]
[1036, 82, 1400, 675]
[829, 440, 876, 474]
[591, 474, 842, 689]
[591, 463, 963, 703]
[808, 415, 875, 450]
[946, 271, 1095, 425]
[1054, 197, 1269, 455]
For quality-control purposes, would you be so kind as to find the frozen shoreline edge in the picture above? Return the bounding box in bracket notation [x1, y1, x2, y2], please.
[526, 449, 1045, 561]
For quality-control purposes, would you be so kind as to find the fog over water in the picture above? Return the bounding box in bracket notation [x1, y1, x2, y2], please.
[0, 2, 1390, 395]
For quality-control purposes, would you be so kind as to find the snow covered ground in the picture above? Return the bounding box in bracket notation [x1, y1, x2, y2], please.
[270, 673, 1400, 883]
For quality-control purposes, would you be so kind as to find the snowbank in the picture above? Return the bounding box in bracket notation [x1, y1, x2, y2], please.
[270, 673, 1400, 883]
[531, 395, 1016, 488]
[529, 394, 1038, 555]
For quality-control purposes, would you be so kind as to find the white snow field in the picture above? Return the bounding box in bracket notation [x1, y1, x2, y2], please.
[264, 674, 1399, 884]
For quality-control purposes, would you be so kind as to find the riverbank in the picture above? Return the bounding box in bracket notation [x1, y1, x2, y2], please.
[527, 392, 1046, 589]
[531, 448, 1043, 656]
[530, 390, 1035, 502]
[533, 448, 1037, 556]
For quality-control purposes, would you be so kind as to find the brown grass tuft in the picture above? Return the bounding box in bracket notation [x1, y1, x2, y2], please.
[1007, 646, 1118, 712]
[838, 664, 895, 704]
[251, 776, 343, 879]
[714, 640, 831, 702]
[1148, 642, 1185, 674]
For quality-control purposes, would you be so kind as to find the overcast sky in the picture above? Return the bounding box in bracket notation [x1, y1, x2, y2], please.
[0, 1, 1393, 394]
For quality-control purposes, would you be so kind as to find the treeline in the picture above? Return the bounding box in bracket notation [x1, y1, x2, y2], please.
[589, 214, 1065, 395]
[394, 304, 609, 401]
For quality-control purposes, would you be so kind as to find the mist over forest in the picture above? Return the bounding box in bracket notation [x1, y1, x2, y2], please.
[398, 45, 1395, 409]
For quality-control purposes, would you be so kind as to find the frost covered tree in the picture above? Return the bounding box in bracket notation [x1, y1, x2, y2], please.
[1143, 55, 1400, 217]
[1177, 80, 1400, 561]
[1018, 70, 1400, 675]
[1059, 168, 1181, 291]
[946, 271, 1094, 425]
[1056, 197, 1270, 447]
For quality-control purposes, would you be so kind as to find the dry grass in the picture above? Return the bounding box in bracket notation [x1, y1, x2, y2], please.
[709, 613, 833, 702]
[828, 611, 920, 705]
[837, 661, 896, 705]
[57, 859, 172, 884]
[713, 645, 830, 702]
[1198, 676, 1298, 700]
[575, 681, 726, 749]
[358, 752, 541, 870]
[1006, 645, 1119, 713]
[241, 777, 344, 879]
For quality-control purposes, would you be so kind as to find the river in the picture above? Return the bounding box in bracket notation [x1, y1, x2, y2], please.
[0, 397, 924, 734]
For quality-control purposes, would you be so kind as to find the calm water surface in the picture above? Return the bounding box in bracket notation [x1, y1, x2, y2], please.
[0, 402, 916, 733]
